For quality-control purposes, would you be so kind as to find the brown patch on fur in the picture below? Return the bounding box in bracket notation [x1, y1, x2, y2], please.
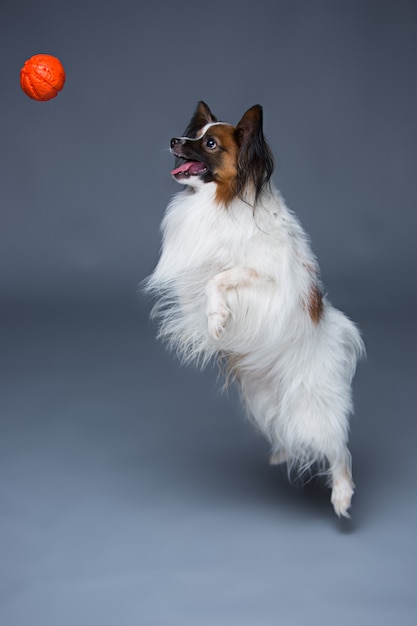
[308, 284, 323, 324]
[203, 125, 239, 206]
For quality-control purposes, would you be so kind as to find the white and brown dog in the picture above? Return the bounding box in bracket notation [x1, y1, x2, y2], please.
[146, 102, 365, 517]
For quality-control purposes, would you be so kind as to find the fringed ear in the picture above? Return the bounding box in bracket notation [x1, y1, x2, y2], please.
[235, 105, 274, 202]
[183, 101, 218, 138]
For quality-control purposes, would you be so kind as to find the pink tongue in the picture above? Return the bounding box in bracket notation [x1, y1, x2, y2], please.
[171, 161, 206, 176]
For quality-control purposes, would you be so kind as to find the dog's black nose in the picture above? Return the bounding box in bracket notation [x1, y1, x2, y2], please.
[170, 137, 184, 149]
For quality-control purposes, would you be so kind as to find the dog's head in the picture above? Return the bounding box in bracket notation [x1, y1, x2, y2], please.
[170, 102, 274, 206]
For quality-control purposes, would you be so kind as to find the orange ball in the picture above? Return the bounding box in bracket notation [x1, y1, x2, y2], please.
[20, 54, 66, 101]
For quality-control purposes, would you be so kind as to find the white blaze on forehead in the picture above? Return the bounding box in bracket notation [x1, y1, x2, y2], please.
[182, 122, 231, 141]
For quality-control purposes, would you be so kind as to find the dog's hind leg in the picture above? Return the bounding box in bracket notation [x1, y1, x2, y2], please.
[328, 452, 355, 518]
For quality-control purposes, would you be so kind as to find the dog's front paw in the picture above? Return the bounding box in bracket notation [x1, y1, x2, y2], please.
[207, 305, 230, 339]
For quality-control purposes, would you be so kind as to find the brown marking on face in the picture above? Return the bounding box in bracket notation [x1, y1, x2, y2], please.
[308, 284, 323, 324]
[199, 124, 240, 206]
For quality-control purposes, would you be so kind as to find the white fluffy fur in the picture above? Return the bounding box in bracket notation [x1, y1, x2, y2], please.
[146, 180, 365, 517]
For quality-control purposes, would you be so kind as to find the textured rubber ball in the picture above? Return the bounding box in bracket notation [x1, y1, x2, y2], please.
[20, 54, 66, 101]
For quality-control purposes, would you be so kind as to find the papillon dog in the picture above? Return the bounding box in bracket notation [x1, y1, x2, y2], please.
[146, 102, 365, 517]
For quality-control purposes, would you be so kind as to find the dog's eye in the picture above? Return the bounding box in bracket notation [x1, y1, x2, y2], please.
[205, 138, 217, 149]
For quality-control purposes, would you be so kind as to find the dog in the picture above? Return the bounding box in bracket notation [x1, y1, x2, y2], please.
[145, 101, 365, 517]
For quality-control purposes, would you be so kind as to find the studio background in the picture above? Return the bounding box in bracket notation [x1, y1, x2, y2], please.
[1, 1, 416, 625]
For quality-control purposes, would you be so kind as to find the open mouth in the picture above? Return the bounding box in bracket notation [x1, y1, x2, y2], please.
[171, 159, 208, 179]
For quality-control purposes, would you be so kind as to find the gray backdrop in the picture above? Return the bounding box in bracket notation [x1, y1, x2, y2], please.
[1, 1, 416, 624]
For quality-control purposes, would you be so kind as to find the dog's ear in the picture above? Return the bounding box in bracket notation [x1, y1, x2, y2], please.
[235, 105, 274, 202]
[183, 101, 218, 138]
[235, 105, 264, 145]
